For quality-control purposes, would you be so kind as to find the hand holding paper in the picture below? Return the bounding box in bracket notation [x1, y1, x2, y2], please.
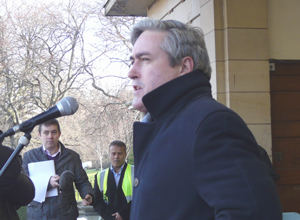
[50, 175, 60, 188]
[28, 160, 58, 202]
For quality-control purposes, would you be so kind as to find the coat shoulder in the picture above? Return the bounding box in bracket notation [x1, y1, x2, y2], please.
[179, 96, 233, 125]
[23, 147, 43, 158]
[63, 147, 80, 159]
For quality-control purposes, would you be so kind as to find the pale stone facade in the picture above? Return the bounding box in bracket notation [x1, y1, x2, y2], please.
[104, 0, 300, 160]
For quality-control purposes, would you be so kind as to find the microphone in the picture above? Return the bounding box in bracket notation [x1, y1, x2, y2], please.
[1, 97, 79, 138]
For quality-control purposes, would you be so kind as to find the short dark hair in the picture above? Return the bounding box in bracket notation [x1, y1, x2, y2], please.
[38, 119, 61, 134]
[109, 140, 126, 152]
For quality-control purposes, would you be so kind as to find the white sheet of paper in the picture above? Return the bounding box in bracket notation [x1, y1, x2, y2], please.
[28, 160, 58, 202]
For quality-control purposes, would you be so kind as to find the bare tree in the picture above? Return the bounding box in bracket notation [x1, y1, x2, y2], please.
[77, 88, 138, 170]
[0, 0, 139, 169]
[84, 1, 142, 97]
[0, 0, 97, 147]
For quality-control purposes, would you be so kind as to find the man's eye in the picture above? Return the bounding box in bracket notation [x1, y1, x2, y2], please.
[129, 59, 134, 66]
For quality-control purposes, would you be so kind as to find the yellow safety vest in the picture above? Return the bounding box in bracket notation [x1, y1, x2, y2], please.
[97, 164, 134, 204]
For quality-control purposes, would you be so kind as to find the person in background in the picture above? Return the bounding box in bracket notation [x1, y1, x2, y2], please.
[22, 119, 94, 220]
[93, 140, 134, 220]
[127, 18, 282, 220]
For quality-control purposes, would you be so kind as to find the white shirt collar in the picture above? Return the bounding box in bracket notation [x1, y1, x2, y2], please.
[43, 143, 61, 157]
[110, 163, 125, 174]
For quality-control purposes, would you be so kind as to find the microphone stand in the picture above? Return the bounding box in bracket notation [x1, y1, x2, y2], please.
[0, 132, 32, 182]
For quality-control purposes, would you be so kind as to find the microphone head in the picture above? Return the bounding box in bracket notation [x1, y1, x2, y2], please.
[56, 97, 79, 116]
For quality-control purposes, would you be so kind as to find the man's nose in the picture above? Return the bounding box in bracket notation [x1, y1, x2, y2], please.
[128, 62, 139, 79]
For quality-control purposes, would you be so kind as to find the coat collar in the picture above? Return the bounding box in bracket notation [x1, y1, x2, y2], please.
[142, 69, 212, 121]
[37, 141, 70, 166]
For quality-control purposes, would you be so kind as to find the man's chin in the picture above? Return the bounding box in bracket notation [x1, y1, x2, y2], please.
[45, 145, 56, 149]
[132, 102, 147, 113]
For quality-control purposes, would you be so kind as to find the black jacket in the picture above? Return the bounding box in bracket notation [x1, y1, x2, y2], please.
[93, 163, 131, 220]
[0, 145, 35, 220]
[130, 69, 282, 220]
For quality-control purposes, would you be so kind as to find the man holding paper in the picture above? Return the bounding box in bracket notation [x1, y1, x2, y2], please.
[22, 119, 94, 220]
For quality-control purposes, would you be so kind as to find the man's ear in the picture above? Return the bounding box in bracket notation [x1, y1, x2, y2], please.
[179, 56, 194, 76]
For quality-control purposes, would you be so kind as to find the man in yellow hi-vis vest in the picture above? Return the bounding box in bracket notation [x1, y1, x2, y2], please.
[93, 140, 134, 220]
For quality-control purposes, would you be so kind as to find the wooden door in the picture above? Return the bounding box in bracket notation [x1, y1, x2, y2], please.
[270, 60, 300, 212]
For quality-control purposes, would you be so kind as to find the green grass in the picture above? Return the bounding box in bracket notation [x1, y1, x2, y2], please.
[17, 206, 27, 220]
[85, 168, 99, 189]
[75, 168, 99, 201]
[85, 168, 99, 186]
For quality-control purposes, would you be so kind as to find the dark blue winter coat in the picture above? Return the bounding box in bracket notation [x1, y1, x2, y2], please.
[130, 69, 282, 220]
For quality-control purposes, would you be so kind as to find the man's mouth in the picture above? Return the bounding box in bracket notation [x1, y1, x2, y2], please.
[133, 86, 142, 91]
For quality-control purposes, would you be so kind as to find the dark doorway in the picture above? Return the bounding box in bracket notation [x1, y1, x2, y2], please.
[270, 59, 300, 212]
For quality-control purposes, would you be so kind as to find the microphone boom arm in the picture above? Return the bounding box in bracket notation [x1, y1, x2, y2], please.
[0, 132, 32, 182]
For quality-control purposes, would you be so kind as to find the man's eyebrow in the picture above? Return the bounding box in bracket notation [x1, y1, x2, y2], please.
[129, 52, 151, 60]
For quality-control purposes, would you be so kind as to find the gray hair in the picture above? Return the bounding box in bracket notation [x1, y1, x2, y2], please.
[130, 19, 212, 79]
